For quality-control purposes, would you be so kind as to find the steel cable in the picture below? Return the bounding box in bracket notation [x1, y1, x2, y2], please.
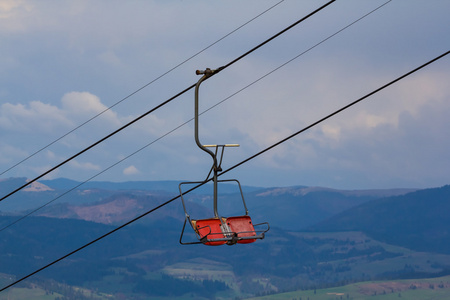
[0, 0, 335, 203]
[0, 1, 285, 177]
[0, 0, 388, 234]
[1, 50, 448, 292]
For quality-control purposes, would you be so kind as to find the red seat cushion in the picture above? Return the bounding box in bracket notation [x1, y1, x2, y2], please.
[226, 216, 256, 244]
[193, 218, 227, 246]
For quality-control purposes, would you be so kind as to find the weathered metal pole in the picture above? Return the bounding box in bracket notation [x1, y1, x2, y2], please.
[194, 68, 219, 218]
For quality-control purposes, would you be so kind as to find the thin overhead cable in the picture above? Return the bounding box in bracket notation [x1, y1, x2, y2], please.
[2, 50, 448, 292]
[207, 0, 393, 116]
[0, 0, 387, 233]
[0, 119, 191, 233]
[0, 0, 335, 203]
[0, 0, 285, 177]
[220, 51, 450, 177]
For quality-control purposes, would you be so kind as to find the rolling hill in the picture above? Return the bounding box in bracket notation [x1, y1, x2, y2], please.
[0, 177, 416, 230]
[1, 177, 449, 299]
[308, 185, 450, 254]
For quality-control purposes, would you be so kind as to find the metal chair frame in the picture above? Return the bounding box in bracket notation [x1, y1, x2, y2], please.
[179, 68, 269, 246]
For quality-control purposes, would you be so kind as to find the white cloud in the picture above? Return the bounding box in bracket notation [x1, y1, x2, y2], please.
[0, 101, 71, 132]
[69, 160, 101, 171]
[0, 1, 449, 189]
[321, 124, 341, 141]
[61, 91, 121, 126]
[98, 51, 123, 67]
[0, 0, 33, 32]
[123, 165, 140, 176]
[0, 91, 122, 135]
[0, 143, 28, 164]
[230, 64, 450, 189]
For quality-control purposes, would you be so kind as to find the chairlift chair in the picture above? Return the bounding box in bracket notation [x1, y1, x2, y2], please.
[179, 68, 269, 246]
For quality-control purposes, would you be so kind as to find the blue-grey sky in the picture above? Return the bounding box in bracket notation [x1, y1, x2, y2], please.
[1, 0, 449, 189]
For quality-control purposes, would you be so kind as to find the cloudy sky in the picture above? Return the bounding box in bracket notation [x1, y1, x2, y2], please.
[1, 0, 449, 190]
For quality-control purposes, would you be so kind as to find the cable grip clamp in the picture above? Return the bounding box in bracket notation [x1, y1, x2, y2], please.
[196, 68, 215, 77]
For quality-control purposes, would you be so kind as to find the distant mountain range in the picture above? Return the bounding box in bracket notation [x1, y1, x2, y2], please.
[0, 177, 417, 230]
[1, 177, 449, 299]
[309, 184, 450, 254]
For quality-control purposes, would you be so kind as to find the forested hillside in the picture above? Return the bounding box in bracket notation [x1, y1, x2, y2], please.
[309, 185, 450, 254]
[0, 178, 449, 299]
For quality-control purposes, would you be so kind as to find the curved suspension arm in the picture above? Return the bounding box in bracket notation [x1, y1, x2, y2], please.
[194, 69, 217, 164]
[195, 68, 220, 217]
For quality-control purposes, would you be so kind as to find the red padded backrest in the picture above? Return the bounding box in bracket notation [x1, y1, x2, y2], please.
[226, 215, 256, 244]
[194, 218, 227, 246]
